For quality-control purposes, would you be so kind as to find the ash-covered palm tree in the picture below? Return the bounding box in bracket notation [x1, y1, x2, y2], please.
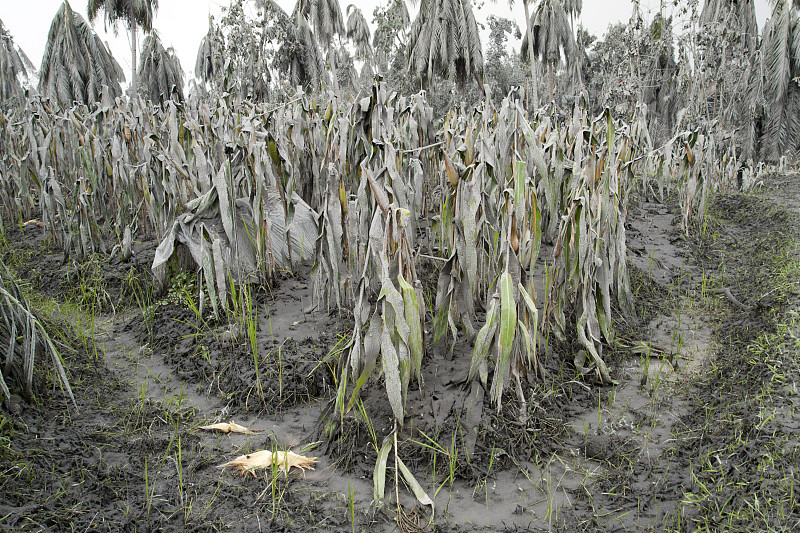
[275, 12, 328, 90]
[0, 19, 34, 104]
[407, 0, 485, 92]
[296, 0, 345, 89]
[39, 1, 124, 107]
[563, 0, 581, 35]
[346, 5, 372, 62]
[522, 0, 573, 103]
[195, 16, 225, 86]
[762, 0, 800, 158]
[520, 0, 540, 108]
[138, 32, 183, 104]
[87, 0, 158, 90]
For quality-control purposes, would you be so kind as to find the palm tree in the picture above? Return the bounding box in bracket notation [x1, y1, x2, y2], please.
[520, 0, 540, 108]
[563, 0, 581, 34]
[195, 16, 224, 86]
[0, 19, 34, 104]
[39, 1, 124, 107]
[762, 0, 800, 158]
[346, 5, 372, 62]
[138, 32, 183, 104]
[87, 0, 158, 91]
[275, 12, 328, 90]
[521, 0, 573, 103]
[407, 0, 485, 92]
[296, 0, 345, 90]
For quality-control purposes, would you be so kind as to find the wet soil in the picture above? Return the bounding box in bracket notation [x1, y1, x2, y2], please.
[2, 174, 800, 532]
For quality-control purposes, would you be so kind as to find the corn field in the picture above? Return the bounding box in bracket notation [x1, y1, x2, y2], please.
[0, 82, 755, 422]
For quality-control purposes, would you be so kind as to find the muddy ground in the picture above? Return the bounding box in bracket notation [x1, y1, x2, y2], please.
[1, 173, 799, 532]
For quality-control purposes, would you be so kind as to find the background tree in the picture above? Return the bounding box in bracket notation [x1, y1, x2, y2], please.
[407, 0, 485, 92]
[485, 16, 526, 101]
[87, 0, 158, 91]
[520, 0, 540, 108]
[138, 32, 184, 104]
[695, 0, 760, 155]
[762, 0, 800, 158]
[521, 0, 574, 103]
[195, 0, 299, 101]
[275, 12, 328, 90]
[40, 1, 124, 106]
[195, 16, 225, 86]
[0, 19, 34, 104]
[296, 0, 345, 90]
[642, 14, 679, 142]
[346, 4, 372, 77]
[372, 0, 410, 77]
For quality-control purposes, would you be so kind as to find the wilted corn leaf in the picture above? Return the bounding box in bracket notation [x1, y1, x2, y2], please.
[398, 274, 424, 385]
[373, 433, 394, 502]
[199, 422, 262, 435]
[219, 449, 317, 477]
[491, 271, 517, 407]
[397, 456, 435, 520]
[469, 295, 498, 388]
[347, 309, 382, 410]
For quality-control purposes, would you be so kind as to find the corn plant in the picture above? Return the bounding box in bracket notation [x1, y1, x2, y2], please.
[546, 108, 635, 384]
[0, 260, 74, 410]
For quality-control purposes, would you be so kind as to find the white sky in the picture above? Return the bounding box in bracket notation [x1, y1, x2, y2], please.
[1, 0, 772, 85]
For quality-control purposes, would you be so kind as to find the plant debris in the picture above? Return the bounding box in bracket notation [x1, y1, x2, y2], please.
[198, 421, 263, 435]
[219, 449, 318, 477]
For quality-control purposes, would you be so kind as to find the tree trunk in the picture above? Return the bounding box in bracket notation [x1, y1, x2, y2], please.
[548, 62, 554, 103]
[328, 43, 339, 92]
[523, 0, 539, 109]
[130, 22, 138, 91]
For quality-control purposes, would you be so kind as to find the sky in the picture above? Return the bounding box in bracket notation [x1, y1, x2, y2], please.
[0, 0, 773, 86]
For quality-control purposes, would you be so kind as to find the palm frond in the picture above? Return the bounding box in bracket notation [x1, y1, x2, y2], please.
[139, 32, 184, 104]
[39, 2, 123, 107]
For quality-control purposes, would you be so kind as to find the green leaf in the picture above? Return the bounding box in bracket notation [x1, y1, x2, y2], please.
[498, 272, 517, 360]
[381, 322, 405, 424]
[469, 297, 498, 387]
[398, 274, 424, 384]
[373, 434, 393, 502]
[513, 160, 526, 227]
[347, 310, 382, 410]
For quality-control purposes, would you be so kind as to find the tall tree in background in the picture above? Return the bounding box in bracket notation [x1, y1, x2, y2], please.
[643, 14, 678, 141]
[40, 1, 124, 106]
[762, 0, 800, 158]
[372, 0, 410, 75]
[522, 0, 573, 103]
[696, 0, 761, 158]
[195, 16, 224, 86]
[563, 0, 582, 92]
[276, 11, 328, 89]
[0, 19, 34, 104]
[407, 0, 485, 92]
[520, 0, 540, 108]
[87, 0, 158, 91]
[138, 32, 183, 104]
[296, 0, 345, 90]
[346, 4, 372, 77]
[563, 0, 581, 33]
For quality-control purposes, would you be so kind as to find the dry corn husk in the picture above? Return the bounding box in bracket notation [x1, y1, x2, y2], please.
[199, 421, 262, 435]
[219, 449, 318, 477]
